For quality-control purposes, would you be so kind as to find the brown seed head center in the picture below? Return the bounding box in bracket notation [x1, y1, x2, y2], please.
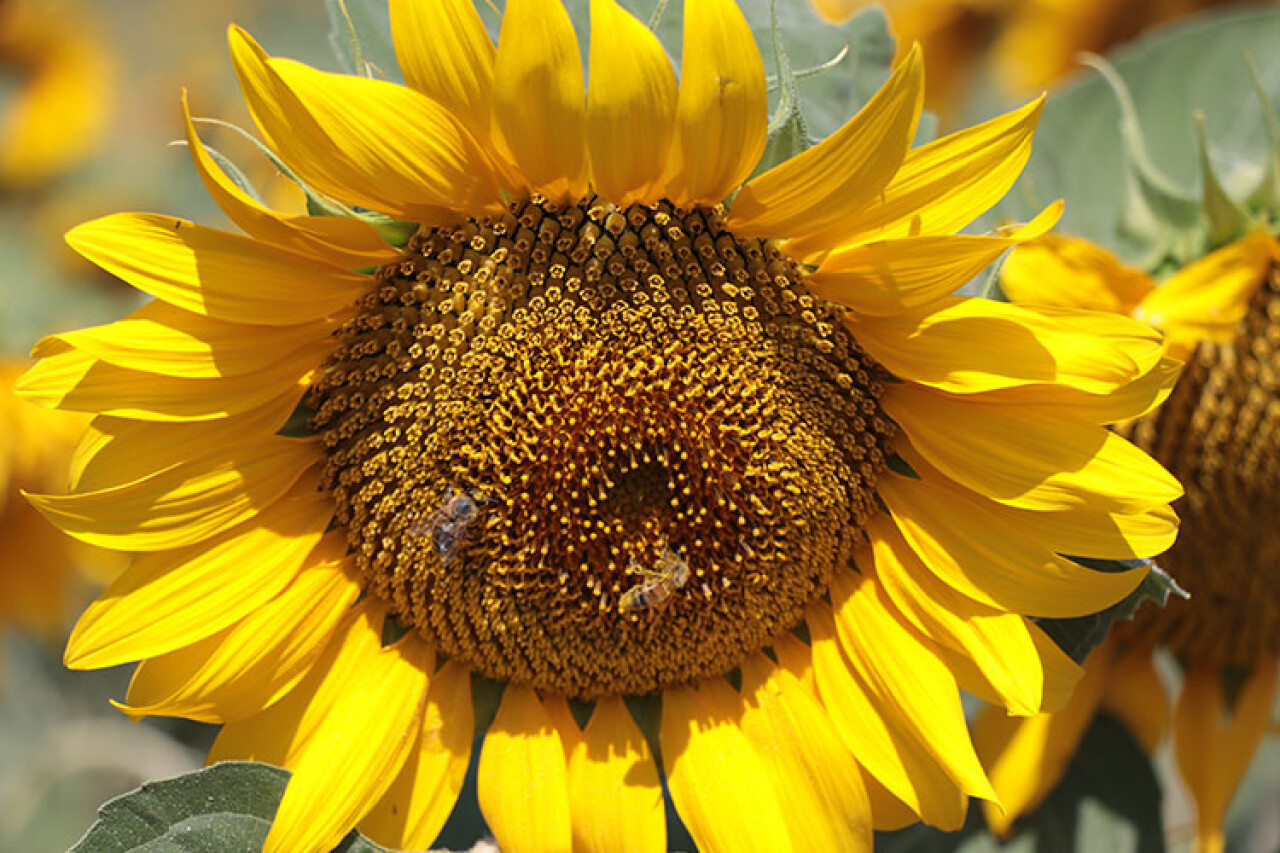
[309, 196, 895, 698]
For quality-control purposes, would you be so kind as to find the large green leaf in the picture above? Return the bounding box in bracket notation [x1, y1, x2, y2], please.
[995, 6, 1280, 264]
[69, 762, 392, 853]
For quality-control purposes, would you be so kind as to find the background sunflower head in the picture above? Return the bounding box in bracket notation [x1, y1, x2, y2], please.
[987, 224, 1280, 852]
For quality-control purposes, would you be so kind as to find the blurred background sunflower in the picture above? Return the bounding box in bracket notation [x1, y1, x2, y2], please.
[973, 24, 1280, 851]
[985, 226, 1280, 853]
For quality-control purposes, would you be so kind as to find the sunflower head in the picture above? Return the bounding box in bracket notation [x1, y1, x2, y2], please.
[18, 1, 1183, 851]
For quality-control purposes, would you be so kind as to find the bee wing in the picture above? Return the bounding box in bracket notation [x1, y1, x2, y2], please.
[410, 502, 451, 536]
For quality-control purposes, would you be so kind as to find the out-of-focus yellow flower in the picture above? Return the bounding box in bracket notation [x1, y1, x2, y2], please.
[984, 230, 1280, 853]
[810, 0, 1250, 119]
[17, 1, 1184, 850]
[0, 0, 114, 189]
[0, 361, 101, 636]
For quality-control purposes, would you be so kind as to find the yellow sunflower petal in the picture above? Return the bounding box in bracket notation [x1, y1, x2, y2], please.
[660, 678, 795, 852]
[740, 652, 873, 852]
[1000, 233, 1154, 314]
[877, 470, 1149, 618]
[1136, 231, 1279, 345]
[1028, 625, 1087, 715]
[65, 213, 367, 325]
[32, 301, 334, 380]
[807, 202, 1061, 316]
[360, 659, 475, 851]
[491, 0, 587, 202]
[16, 345, 322, 422]
[64, 477, 332, 667]
[543, 694, 582, 759]
[865, 520, 1079, 716]
[792, 97, 1043, 255]
[894, 439, 1178, 560]
[390, 0, 495, 145]
[1101, 643, 1167, 753]
[829, 572, 997, 803]
[119, 547, 358, 723]
[478, 684, 573, 853]
[970, 354, 1181, 427]
[229, 26, 500, 222]
[28, 436, 316, 552]
[808, 604, 968, 830]
[70, 401, 301, 495]
[883, 384, 1183, 513]
[208, 600, 386, 768]
[567, 696, 665, 853]
[728, 45, 921, 243]
[181, 91, 397, 271]
[587, 0, 677, 206]
[862, 773, 920, 832]
[264, 634, 431, 853]
[662, 0, 767, 205]
[851, 296, 1163, 397]
[1174, 662, 1279, 853]
[973, 645, 1113, 836]
[772, 631, 816, 695]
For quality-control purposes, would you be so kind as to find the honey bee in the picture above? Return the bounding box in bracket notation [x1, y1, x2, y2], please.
[410, 487, 484, 565]
[618, 545, 690, 614]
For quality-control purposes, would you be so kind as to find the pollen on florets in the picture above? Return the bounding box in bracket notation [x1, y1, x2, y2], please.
[308, 195, 896, 698]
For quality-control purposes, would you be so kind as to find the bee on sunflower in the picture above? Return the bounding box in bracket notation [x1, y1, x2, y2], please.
[18, 1, 1181, 851]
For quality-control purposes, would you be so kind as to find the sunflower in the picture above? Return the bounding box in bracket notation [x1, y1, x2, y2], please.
[0, 0, 113, 189]
[0, 361, 97, 637]
[18, 0, 1182, 850]
[808, 0, 1247, 119]
[982, 229, 1280, 853]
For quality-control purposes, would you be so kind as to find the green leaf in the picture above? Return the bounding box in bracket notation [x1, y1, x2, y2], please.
[69, 762, 395, 853]
[325, 0, 399, 82]
[995, 6, 1280, 265]
[1034, 561, 1187, 664]
[975, 714, 1166, 853]
[876, 716, 1165, 853]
